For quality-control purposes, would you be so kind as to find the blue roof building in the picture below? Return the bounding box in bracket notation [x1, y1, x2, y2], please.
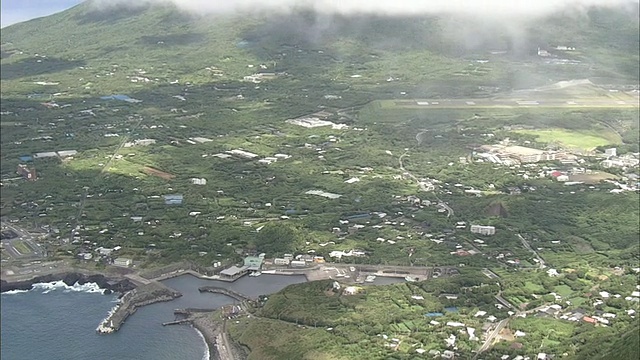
[425, 312, 444, 317]
[19, 155, 33, 162]
[163, 194, 183, 205]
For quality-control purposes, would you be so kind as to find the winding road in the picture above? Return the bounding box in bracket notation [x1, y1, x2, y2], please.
[399, 151, 454, 217]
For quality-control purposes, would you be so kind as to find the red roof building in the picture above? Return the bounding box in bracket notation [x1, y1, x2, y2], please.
[16, 164, 37, 181]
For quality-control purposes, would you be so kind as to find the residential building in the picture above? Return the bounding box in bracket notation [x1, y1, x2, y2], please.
[16, 164, 37, 181]
[190, 178, 207, 185]
[470, 225, 496, 236]
[57, 150, 78, 157]
[163, 194, 184, 205]
[273, 258, 290, 266]
[290, 260, 306, 267]
[605, 148, 617, 158]
[113, 258, 132, 267]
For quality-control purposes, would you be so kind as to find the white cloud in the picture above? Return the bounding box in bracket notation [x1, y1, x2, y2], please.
[93, 0, 638, 19]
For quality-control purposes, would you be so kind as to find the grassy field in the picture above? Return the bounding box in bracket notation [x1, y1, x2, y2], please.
[569, 172, 618, 184]
[12, 240, 33, 255]
[514, 128, 620, 151]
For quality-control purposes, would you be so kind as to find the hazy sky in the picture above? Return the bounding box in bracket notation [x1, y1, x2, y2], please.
[1, 0, 83, 28]
[1, 0, 637, 28]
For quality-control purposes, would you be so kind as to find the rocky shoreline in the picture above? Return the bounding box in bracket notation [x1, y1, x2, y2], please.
[192, 315, 247, 360]
[0, 272, 137, 295]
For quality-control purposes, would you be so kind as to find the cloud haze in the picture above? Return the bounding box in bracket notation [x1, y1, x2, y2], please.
[93, 0, 638, 19]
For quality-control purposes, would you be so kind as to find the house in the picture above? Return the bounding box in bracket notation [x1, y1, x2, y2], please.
[16, 164, 37, 181]
[290, 260, 306, 267]
[605, 148, 617, 157]
[34, 151, 58, 159]
[113, 257, 132, 267]
[96, 247, 114, 256]
[344, 286, 358, 295]
[57, 150, 78, 157]
[273, 258, 290, 266]
[470, 225, 495, 236]
[582, 316, 597, 324]
[442, 350, 455, 359]
[163, 194, 184, 205]
[191, 178, 207, 185]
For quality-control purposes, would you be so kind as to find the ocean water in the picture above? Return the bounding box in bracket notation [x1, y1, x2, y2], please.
[1, 274, 307, 360]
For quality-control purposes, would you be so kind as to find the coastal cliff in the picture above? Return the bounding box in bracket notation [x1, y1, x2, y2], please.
[0, 272, 136, 294]
[97, 282, 182, 334]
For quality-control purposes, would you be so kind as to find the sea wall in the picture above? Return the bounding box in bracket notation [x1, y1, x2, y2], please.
[0, 272, 136, 295]
[96, 281, 182, 334]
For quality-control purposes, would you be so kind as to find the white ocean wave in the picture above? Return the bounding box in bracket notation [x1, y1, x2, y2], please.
[194, 326, 210, 360]
[96, 303, 120, 333]
[30, 280, 106, 294]
[2, 289, 30, 295]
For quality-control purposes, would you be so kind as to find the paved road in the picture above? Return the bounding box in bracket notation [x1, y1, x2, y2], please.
[124, 273, 152, 285]
[393, 97, 639, 109]
[217, 319, 236, 360]
[517, 234, 546, 269]
[474, 303, 554, 358]
[475, 318, 510, 357]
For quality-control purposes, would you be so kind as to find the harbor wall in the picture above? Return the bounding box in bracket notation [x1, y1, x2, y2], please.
[97, 282, 182, 334]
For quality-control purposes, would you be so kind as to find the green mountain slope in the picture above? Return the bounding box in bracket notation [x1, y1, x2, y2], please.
[1, 1, 638, 100]
[571, 323, 640, 360]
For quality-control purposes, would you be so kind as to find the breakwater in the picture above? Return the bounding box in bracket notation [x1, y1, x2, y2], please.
[198, 286, 255, 302]
[0, 272, 136, 295]
[96, 282, 182, 334]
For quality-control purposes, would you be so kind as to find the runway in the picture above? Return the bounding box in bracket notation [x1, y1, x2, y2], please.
[392, 97, 639, 109]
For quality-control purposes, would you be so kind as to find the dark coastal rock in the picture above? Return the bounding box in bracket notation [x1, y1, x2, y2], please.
[0, 272, 137, 294]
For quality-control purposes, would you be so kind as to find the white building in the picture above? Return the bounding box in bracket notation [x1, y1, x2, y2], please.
[605, 148, 617, 157]
[470, 225, 496, 236]
[191, 178, 207, 185]
[273, 258, 290, 266]
[113, 257, 132, 267]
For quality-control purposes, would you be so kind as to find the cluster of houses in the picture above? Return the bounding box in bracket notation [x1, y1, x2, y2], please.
[476, 144, 574, 165]
[601, 148, 640, 168]
[209, 149, 292, 166]
[76, 245, 132, 267]
[242, 72, 277, 83]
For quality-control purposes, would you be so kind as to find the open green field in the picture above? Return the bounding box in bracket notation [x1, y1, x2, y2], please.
[514, 128, 620, 150]
[569, 172, 618, 184]
[12, 240, 33, 255]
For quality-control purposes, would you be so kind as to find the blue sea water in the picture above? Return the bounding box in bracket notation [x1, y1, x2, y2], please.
[1, 274, 307, 360]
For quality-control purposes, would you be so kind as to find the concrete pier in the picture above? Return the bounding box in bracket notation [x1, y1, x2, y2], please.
[174, 308, 218, 315]
[162, 319, 193, 326]
[198, 286, 255, 302]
